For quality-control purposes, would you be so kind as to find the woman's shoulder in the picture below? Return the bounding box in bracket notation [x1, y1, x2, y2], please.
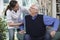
[6, 9, 12, 13]
[6, 9, 12, 15]
[6, 9, 13, 13]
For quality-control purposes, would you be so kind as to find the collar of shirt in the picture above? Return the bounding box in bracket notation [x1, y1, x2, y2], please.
[32, 14, 38, 20]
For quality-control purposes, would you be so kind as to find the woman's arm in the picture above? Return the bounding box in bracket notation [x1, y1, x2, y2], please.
[7, 22, 23, 27]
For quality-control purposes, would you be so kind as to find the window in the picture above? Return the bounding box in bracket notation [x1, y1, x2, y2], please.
[3, 0, 9, 3]
[56, 0, 60, 13]
[56, 0, 60, 3]
[22, 0, 29, 6]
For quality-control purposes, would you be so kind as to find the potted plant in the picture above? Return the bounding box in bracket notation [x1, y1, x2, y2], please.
[0, 17, 7, 40]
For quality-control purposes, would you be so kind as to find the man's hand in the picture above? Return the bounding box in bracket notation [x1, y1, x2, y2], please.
[50, 31, 56, 38]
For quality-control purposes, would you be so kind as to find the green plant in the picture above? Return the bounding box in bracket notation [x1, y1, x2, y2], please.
[0, 17, 7, 40]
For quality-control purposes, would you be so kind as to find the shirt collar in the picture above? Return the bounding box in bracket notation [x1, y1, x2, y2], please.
[31, 14, 38, 20]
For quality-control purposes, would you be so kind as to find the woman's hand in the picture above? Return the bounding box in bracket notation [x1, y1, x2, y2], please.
[19, 30, 26, 34]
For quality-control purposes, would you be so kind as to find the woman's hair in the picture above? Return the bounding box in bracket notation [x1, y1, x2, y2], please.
[5, 0, 17, 16]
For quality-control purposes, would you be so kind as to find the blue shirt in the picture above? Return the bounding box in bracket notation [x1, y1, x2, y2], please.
[20, 14, 59, 31]
[32, 15, 59, 31]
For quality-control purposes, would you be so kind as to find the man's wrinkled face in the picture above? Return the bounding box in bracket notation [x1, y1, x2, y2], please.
[29, 5, 39, 14]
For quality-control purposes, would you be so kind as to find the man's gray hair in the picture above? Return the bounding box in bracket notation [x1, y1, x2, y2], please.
[29, 3, 40, 10]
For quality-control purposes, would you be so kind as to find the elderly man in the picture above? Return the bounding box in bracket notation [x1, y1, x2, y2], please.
[23, 4, 59, 40]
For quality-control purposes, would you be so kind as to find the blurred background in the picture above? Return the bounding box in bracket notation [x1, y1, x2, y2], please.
[0, 0, 60, 40]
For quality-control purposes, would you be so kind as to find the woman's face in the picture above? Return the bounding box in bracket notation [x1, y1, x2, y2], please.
[13, 3, 19, 11]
